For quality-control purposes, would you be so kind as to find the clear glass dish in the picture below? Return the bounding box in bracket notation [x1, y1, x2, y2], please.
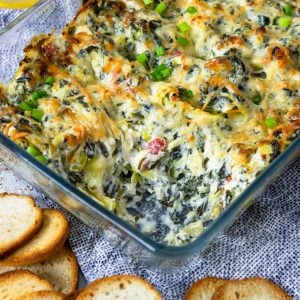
[0, 0, 299, 264]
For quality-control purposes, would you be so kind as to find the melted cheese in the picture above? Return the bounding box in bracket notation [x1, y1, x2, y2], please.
[0, 0, 299, 246]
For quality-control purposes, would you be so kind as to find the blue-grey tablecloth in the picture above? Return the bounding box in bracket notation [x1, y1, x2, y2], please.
[0, 6, 299, 300]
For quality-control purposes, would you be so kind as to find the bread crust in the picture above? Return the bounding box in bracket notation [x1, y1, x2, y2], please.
[0, 193, 43, 256]
[0, 209, 69, 266]
[212, 277, 292, 300]
[0, 245, 79, 295]
[184, 277, 228, 300]
[0, 270, 53, 298]
[76, 275, 162, 300]
[16, 290, 66, 300]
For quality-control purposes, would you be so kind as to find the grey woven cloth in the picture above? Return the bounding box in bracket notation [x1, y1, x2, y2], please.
[0, 5, 300, 300]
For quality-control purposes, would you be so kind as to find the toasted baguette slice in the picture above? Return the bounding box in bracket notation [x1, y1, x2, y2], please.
[64, 289, 83, 300]
[16, 290, 66, 300]
[0, 270, 53, 300]
[185, 277, 228, 300]
[212, 277, 292, 300]
[76, 275, 162, 300]
[0, 209, 69, 266]
[0, 193, 42, 256]
[0, 245, 78, 295]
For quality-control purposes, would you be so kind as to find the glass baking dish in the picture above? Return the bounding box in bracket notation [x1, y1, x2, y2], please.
[0, 0, 299, 264]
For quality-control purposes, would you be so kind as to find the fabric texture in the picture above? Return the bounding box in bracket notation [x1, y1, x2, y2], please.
[0, 5, 299, 300]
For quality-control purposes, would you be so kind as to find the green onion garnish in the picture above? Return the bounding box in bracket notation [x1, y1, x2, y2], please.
[45, 76, 54, 86]
[32, 90, 48, 101]
[26, 98, 39, 108]
[252, 95, 262, 105]
[155, 2, 167, 14]
[277, 16, 292, 28]
[31, 108, 44, 122]
[265, 117, 278, 128]
[186, 6, 197, 14]
[177, 37, 190, 47]
[283, 4, 293, 16]
[27, 145, 41, 157]
[136, 52, 149, 64]
[27, 144, 48, 165]
[160, 67, 171, 78]
[35, 155, 48, 165]
[19, 102, 33, 112]
[155, 64, 167, 72]
[151, 71, 163, 81]
[177, 22, 191, 33]
[155, 46, 166, 56]
[26, 90, 48, 108]
[183, 89, 194, 100]
[151, 64, 172, 81]
[143, 0, 153, 5]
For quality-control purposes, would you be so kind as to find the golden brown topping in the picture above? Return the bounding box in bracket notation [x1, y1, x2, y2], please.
[264, 46, 291, 68]
[205, 57, 233, 72]
[217, 36, 245, 50]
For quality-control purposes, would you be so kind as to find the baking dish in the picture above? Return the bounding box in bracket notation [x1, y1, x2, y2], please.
[0, 0, 299, 263]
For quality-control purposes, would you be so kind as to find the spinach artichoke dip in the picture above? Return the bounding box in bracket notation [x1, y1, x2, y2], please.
[0, 0, 299, 246]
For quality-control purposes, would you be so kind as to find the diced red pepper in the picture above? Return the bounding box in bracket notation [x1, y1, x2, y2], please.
[147, 138, 167, 155]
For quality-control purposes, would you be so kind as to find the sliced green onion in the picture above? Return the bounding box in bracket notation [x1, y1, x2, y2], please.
[177, 22, 191, 33]
[180, 89, 194, 101]
[31, 109, 44, 122]
[35, 155, 48, 165]
[151, 70, 164, 81]
[31, 92, 40, 101]
[45, 76, 54, 86]
[19, 102, 33, 112]
[32, 90, 48, 101]
[143, 0, 153, 5]
[155, 64, 169, 72]
[277, 16, 292, 28]
[136, 52, 149, 64]
[184, 89, 194, 99]
[252, 94, 262, 105]
[27, 145, 41, 157]
[26, 98, 39, 108]
[283, 4, 293, 16]
[155, 46, 166, 56]
[161, 67, 171, 78]
[186, 6, 197, 14]
[265, 117, 278, 128]
[151, 64, 172, 81]
[155, 2, 167, 14]
[177, 37, 190, 47]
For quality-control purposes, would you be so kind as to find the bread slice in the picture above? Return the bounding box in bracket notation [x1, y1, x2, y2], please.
[0, 193, 42, 256]
[0, 270, 53, 300]
[0, 245, 78, 295]
[212, 277, 292, 300]
[64, 289, 83, 300]
[16, 290, 66, 300]
[76, 275, 162, 300]
[0, 208, 69, 266]
[185, 277, 228, 300]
